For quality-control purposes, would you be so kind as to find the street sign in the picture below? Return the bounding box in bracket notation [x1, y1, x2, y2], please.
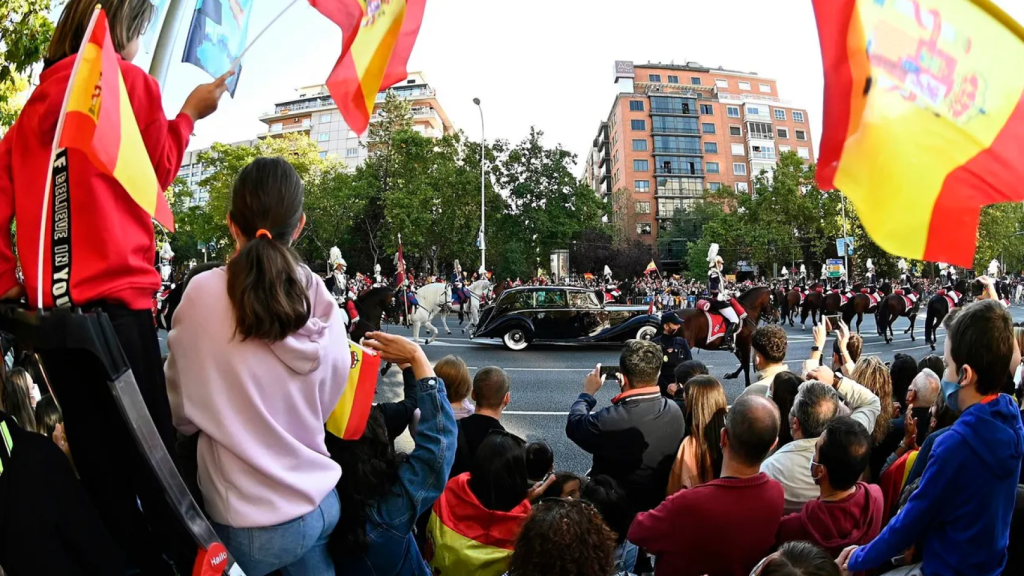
[836, 237, 855, 256]
[827, 258, 844, 278]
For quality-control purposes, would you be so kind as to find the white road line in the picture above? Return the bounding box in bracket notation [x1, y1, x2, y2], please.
[892, 345, 937, 353]
[505, 411, 570, 416]
[466, 367, 594, 372]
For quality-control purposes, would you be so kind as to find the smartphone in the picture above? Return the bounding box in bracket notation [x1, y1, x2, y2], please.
[824, 315, 841, 331]
[600, 365, 621, 381]
[802, 359, 819, 375]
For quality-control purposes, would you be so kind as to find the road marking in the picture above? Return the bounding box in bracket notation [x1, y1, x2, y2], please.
[467, 367, 594, 372]
[505, 411, 570, 416]
[892, 345, 937, 353]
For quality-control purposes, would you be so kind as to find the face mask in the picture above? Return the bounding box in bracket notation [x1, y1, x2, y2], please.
[940, 377, 963, 411]
[809, 460, 821, 484]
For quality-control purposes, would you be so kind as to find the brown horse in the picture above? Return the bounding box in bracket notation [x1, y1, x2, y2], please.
[877, 282, 925, 343]
[923, 279, 972, 351]
[800, 284, 824, 330]
[784, 290, 802, 326]
[840, 282, 891, 333]
[675, 286, 774, 387]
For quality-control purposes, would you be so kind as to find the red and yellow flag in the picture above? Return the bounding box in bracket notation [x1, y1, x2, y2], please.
[309, 0, 427, 134]
[326, 342, 381, 440]
[644, 260, 658, 275]
[57, 7, 174, 231]
[812, 0, 1024, 266]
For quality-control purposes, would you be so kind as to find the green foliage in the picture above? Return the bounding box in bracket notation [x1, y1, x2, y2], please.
[1, 0, 55, 130]
[975, 202, 1024, 275]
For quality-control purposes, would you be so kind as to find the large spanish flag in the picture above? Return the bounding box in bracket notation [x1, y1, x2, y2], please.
[813, 0, 1024, 266]
[57, 7, 174, 231]
[308, 0, 427, 135]
[326, 342, 381, 440]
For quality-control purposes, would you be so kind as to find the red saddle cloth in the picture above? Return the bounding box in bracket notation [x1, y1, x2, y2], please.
[702, 311, 728, 343]
[791, 289, 806, 305]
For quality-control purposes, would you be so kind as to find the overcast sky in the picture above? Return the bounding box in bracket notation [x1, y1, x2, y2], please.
[133, 0, 1024, 171]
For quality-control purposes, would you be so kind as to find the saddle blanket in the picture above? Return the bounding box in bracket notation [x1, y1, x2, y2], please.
[936, 290, 961, 309]
[704, 311, 728, 343]
[831, 290, 850, 305]
[792, 289, 806, 305]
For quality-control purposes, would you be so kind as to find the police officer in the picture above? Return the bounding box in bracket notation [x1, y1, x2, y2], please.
[654, 311, 692, 397]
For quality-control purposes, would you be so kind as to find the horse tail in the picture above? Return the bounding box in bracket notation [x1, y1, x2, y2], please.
[924, 300, 935, 344]
[877, 297, 890, 336]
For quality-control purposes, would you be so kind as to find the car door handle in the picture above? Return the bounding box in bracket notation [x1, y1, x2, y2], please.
[538, 313, 545, 319]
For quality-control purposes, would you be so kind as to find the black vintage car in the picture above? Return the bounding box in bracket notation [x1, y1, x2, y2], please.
[471, 286, 661, 351]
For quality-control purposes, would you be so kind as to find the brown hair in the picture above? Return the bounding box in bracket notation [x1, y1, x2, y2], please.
[48, 0, 154, 63]
[472, 367, 510, 410]
[847, 333, 863, 363]
[752, 325, 787, 363]
[850, 356, 893, 444]
[2, 368, 38, 433]
[507, 498, 615, 576]
[683, 375, 728, 484]
[434, 355, 471, 404]
[226, 158, 310, 342]
[948, 300, 1014, 395]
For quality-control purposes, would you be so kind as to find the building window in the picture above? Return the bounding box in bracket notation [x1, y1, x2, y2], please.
[733, 162, 748, 175]
[652, 115, 699, 134]
[701, 123, 716, 134]
[773, 109, 786, 121]
[649, 74, 662, 83]
[667, 75, 679, 84]
[653, 135, 702, 154]
[637, 222, 652, 235]
[706, 162, 720, 174]
[726, 106, 740, 118]
[708, 182, 722, 191]
[715, 78, 729, 88]
[729, 125, 742, 137]
[797, 147, 811, 160]
[759, 83, 771, 93]
[690, 77, 702, 86]
[629, 100, 645, 112]
[738, 81, 751, 90]
[632, 138, 648, 151]
[779, 145, 792, 153]
[795, 130, 807, 141]
[634, 159, 649, 171]
[634, 180, 651, 192]
[704, 141, 718, 153]
[346, 148, 359, 157]
[631, 119, 646, 131]
[793, 111, 805, 122]
[748, 122, 773, 140]
[736, 182, 749, 193]
[319, 151, 328, 158]
[777, 127, 790, 139]
[657, 177, 704, 196]
[301, 119, 312, 128]
[731, 143, 745, 155]
[321, 113, 332, 123]
[636, 201, 651, 214]
[270, 123, 283, 133]
[655, 156, 702, 176]
[700, 104, 714, 115]
[318, 133, 330, 142]
[651, 96, 697, 114]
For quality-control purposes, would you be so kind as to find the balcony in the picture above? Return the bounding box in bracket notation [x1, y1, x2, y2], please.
[598, 151, 610, 168]
[655, 167, 704, 177]
[651, 126, 700, 136]
[375, 86, 436, 102]
[652, 145, 702, 155]
[650, 106, 700, 116]
[746, 131, 775, 142]
[265, 121, 312, 136]
[748, 150, 777, 161]
[743, 109, 772, 122]
[716, 90, 792, 105]
[261, 97, 335, 119]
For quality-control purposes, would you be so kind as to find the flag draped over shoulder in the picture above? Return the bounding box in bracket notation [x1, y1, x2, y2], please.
[308, 0, 427, 134]
[58, 8, 174, 231]
[326, 342, 381, 440]
[812, 0, 1024, 266]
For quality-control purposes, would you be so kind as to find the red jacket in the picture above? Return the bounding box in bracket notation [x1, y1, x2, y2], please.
[776, 482, 884, 569]
[0, 55, 192, 310]
[628, 473, 785, 576]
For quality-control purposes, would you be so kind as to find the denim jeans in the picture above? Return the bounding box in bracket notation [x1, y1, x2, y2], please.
[213, 489, 340, 576]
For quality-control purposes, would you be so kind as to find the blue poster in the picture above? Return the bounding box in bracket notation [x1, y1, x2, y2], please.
[181, 0, 254, 96]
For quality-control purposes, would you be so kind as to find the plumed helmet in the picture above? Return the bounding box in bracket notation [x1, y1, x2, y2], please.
[160, 243, 174, 261]
[800, 264, 806, 274]
[707, 243, 720, 265]
[329, 246, 344, 268]
[938, 262, 949, 271]
[989, 259, 1000, 275]
[898, 259, 908, 271]
[866, 258, 874, 270]
[454, 260, 462, 273]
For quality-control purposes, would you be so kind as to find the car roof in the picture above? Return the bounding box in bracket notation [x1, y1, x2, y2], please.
[503, 285, 593, 293]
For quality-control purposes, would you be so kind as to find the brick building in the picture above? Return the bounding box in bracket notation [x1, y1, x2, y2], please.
[586, 61, 816, 245]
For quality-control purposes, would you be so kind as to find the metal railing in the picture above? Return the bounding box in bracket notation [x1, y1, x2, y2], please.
[650, 106, 700, 115]
[716, 90, 793, 105]
[651, 126, 700, 136]
[748, 150, 777, 160]
[653, 145, 702, 154]
[746, 132, 775, 141]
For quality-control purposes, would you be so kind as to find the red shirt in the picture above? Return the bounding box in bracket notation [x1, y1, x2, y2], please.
[0, 55, 193, 309]
[628, 473, 784, 576]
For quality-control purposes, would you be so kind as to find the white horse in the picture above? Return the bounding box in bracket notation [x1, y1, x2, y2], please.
[449, 279, 492, 334]
[409, 282, 451, 344]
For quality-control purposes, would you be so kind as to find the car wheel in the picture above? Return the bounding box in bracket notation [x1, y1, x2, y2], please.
[502, 327, 530, 351]
[636, 325, 658, 341]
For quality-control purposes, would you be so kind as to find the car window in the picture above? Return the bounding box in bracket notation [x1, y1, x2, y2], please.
[499, 291, 533, 311]
[570, 291, 602, 309]
[535, 289, 567, 308]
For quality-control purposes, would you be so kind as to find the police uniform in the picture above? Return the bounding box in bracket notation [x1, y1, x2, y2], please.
[654, 312, 692, 396]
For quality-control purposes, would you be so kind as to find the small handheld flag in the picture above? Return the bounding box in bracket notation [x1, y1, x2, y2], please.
[812, 0, 1024, 266]
[326, 342, 381, 440]
[644, 261, 658, 275]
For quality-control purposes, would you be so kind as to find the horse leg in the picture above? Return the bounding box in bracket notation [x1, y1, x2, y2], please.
[908, 314, 917, 341]
[425, 321, 438, 344]
[441, 310, 451, 335]
[856, 311, 863, 334]
[412, 319, 421, 343]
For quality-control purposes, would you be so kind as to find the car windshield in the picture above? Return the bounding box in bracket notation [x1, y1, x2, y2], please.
[535, 289, 567, 308]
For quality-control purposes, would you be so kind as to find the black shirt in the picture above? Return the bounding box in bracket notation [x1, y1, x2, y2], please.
[449, 414, 506, 478]
[653, 333, 693, 396]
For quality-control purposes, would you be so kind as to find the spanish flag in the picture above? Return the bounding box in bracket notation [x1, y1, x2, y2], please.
[309, 0, 427, 135]
[812, 0, 1024, 266]
[326, 342, 381, 440]
[644, 260, 658, 275]
[57, 7, 174, 231]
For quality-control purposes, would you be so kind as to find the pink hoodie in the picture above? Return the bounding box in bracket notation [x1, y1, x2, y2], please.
[165, 266, 350, 528]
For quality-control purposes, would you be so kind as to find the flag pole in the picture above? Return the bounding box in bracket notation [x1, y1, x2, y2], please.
[228, 0, 301, 73]
[36, 7, 101, 311]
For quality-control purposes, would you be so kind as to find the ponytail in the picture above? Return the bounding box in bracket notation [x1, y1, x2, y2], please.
[225, 157, 310, 342]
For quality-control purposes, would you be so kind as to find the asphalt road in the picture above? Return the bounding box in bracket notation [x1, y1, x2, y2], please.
[375, 306, 1024, 476]
[157, 305, 1024, 476]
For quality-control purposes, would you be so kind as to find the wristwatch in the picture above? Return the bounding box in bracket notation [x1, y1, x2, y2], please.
[833, 373, 843, 388]
[811, 346, 820, 352]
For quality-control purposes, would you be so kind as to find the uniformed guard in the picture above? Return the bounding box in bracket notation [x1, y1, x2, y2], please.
[779, 266, 790, 291]
[373, 263, 382, 285]
[820, 263, 830, 290]
[603, 264, 613, 285]
[707, 243, 745, 351]
[865, 259, 878, 291]
[898, 259, 911, 289]
[798, 264, 808, 288]
[653, 311, 692, 396]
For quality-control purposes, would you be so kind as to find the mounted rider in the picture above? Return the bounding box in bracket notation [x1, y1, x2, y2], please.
[988, 259, 1008, 303]
[705, 243, 746, 351]
[938, 262, 957, 289]
[373, 263, 383, 286]
[898, 258, 912, 290]
[865, 259, 878, 291]
[451, 260, 473, 323]
[797, 264, 808, 289]
[779, 266, 790, 291]
[820, 263, 830, 290]
[327, 246, 359, 332]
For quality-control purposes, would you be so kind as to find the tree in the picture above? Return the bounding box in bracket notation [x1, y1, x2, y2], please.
[1, 0, 54, 130]
[609, 187, 638, 246]
[975, 202, 1024, 275]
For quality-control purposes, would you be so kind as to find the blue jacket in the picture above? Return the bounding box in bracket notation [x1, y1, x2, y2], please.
[848, 394, 1024, 576]
[334, 377, 458, 576]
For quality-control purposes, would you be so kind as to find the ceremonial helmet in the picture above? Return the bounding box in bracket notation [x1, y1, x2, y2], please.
[707, 243, 723, 268]
[898, 258, 908, 272]
[780, 266, 788, 276]
[989, 259, 1000, 275]
[454, 259, 462, 274]
[866, 258, 874, 271]
[938, 262, 949, 271]
[329, 246, 346, 270]
[799, 264, 806, 275]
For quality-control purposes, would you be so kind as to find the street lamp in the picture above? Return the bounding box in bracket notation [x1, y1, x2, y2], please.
[473, 97, 486, 274]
